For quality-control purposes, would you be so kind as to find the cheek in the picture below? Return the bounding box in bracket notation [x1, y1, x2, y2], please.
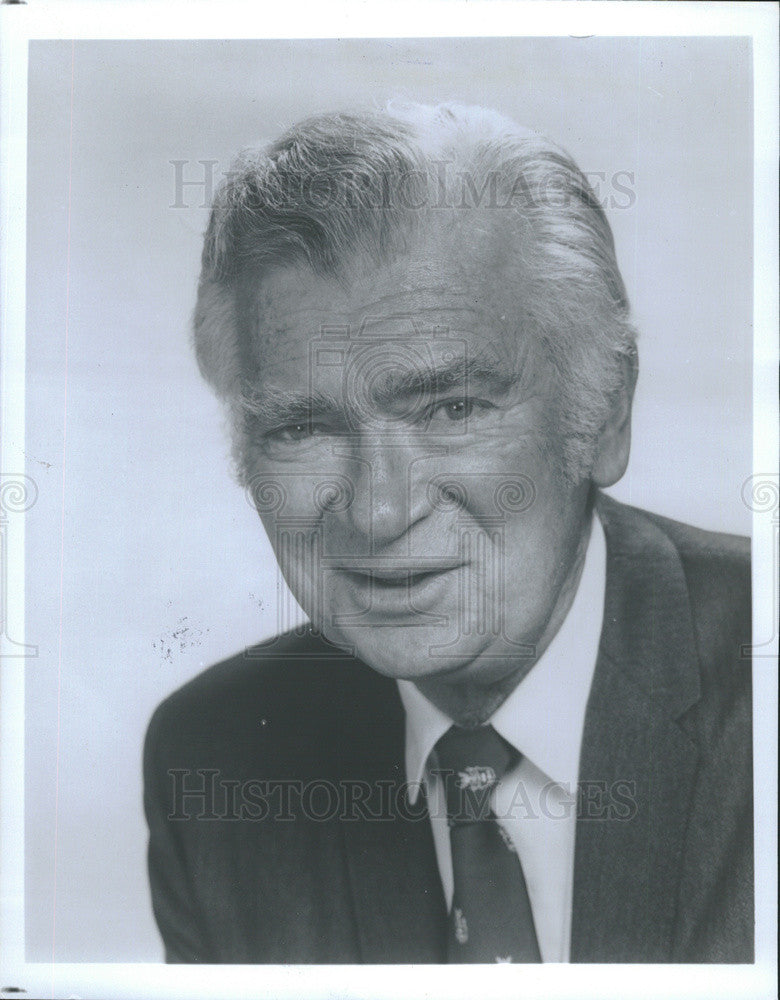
[460, 425, 565, 519]
[255, 494, 325, 604]
[251, 470, 327, 532]
[495, 458, 584, 572]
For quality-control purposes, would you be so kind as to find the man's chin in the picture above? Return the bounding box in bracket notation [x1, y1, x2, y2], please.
[321, 624, 484, 681]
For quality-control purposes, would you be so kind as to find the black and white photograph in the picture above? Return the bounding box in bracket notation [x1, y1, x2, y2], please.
[0, 2, 777, 998]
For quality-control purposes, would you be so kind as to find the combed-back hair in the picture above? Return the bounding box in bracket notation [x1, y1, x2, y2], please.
[193, 101, 637, 482]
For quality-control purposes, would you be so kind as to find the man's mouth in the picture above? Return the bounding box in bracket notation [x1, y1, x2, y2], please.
[367, 568, 447, 589]
[335, 562, 461, 584]
[324, 561, 467, 619]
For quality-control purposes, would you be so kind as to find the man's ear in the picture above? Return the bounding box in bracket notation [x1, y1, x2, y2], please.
[591, 349, 638, 488]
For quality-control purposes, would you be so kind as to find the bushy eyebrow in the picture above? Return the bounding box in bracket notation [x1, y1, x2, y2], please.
[239, 356, 521, 429]
[239, 386, 341, 428]
[372, 355, 521, 404]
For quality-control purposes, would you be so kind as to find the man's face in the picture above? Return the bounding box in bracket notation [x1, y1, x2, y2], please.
[241, 227, 593, 686]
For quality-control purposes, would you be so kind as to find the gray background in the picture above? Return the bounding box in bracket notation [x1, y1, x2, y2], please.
[25, 37, 752, 961]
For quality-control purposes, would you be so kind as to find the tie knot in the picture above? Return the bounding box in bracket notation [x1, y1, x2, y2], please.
[434, 725, 517, 824]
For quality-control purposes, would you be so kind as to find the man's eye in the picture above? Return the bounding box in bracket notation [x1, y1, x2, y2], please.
[282, 423, 313, 441]
[427, 397, 493, 424]
[267, 422, 319, 443]
[439, 399, 474, 421]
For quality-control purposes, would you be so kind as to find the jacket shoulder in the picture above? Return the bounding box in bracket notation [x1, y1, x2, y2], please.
[144, 629, 398, 776]
[598, 495, 751, 705]
[641, 507, 749, 576]
[640, 507, 751, 653]
[619, 502, 751, 758]
[148, 630, 346, 727]
[601, 496, 750, 628]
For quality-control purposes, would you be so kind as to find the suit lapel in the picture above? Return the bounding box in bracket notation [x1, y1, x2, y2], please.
[570, 495, 701, 962]
[336, 673, 448, 963]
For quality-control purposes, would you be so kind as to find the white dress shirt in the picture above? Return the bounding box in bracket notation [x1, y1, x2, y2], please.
[396, 511, 606, 963]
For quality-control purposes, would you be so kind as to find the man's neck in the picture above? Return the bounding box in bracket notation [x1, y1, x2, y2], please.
[413, 506, 595, 728]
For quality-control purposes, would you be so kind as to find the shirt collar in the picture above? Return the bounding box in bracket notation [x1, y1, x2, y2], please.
[397, 510, 606, 797]
[397, 676, 452, 803]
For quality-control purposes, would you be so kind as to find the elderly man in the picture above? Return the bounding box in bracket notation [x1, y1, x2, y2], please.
[144, 103, 752, 964]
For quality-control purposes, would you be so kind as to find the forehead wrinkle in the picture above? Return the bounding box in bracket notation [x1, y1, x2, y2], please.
[241, 252, 536, 391]
[260, 295, 506, 340]
[249, 257, 518, 334]
[357, 304, 500, 339]
[341, 284, 491, 316]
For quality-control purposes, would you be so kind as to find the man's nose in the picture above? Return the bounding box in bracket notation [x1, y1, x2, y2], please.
[337, 436, 428, 546]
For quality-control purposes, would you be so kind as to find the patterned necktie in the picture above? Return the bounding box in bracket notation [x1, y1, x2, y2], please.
[434, 724, 542, 963]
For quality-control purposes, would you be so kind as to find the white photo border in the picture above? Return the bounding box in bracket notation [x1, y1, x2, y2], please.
[1, 2, 777, 999]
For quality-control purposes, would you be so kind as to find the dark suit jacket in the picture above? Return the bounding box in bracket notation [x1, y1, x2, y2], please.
[143, 494, 753, 963]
